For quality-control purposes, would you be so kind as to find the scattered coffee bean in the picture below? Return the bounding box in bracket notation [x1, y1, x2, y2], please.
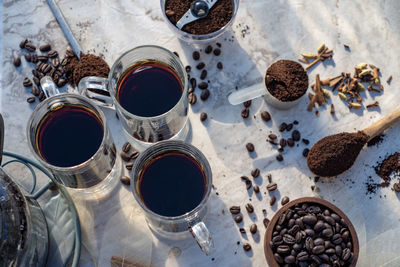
[173, 51, 179, 58]
[246, 143, 254, 152]
[229, 206, 241, 214]
[254, 185, 260, 193]
[279, 138, 287, 148]
[57, 78, 67, 87]
[250, 224, 257, 234]
[41, 63, 51, 73]
[286, 123, 293, 131]
[51, 58, 60, 67]
[261, 111, 271, 122]
[246, 180, 252, 190]
[243, 243, 252, 251]
[165, 9, 175, 16]
[192, 51, 200, 60]
[19, 38, 28, 49]
[279, 122, 287, 132]
[129, 151, 139, 160]
[302, 138, 310, 145]
[281, 196, 289, 205]
[303, 148, 310, 157]
[125, 162, 134, 170]
[48, 50, 58, 58]
[270, 196, 276, 206]
[269, 139, 278, 145]
[287, 138, 295, 147]
[185, 65, 191, 72]
[267, 183, 277, 192]
[32, 86, 40, 96]
[251, 168, 260, 178]
[188, 93, 197, 105]
[200, 89, 210, 101]
[120, 176, 130, 185]
[241, 175, 250, 182]
[24, 53, 32, 62]
[292, 130, 301, 141]
[188, 87, 194, 94]
[245, 203, 254, 213]
[213, 48, 221, 56]
[196, 62, 205, 70]
[33, 76, 40, 86]
[200, 69, 207, 80]
[263, 218, 270, 228]
[394, 182, 400, 192]
[269, 134, 277, 140]
[239, 228, 246, 234]
[13, 57, 21, 67]
[276, 154, 284, 162]
[38, 90, 46, 101]
[242, 100, 251, 108]
[205, 45, 213, 54]
[25, 42, 36, 52]
[122, 142, 131, 153]
[23, 77, 32, 87]
[200, 112, 208, 122]
[39, 43, 51, 52]
[234, 215, 243, 223]
[26, 96, 35, 103]
[241, 107, 249, 118]
[120, 152, 131, 162]
[217, 62, 223, 70]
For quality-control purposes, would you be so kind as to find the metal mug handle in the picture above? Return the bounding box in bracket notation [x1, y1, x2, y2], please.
[189, 218, 215, 255]
[77, 76, 114, 107]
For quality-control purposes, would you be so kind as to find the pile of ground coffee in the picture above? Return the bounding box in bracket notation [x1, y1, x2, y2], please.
[66, 53, 109, 86]
[164, 0, 234, 35]
[307, 131, 369, 177]
[375, 152, 400, 181]
[265, 60, 308, 102]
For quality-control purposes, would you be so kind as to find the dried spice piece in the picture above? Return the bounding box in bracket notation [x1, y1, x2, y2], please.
[386, 75, 392, 84]
[300, 44, 334, 70]
[366, 101, 379, 109]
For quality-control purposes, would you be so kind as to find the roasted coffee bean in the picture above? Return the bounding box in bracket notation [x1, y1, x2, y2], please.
[283, 234, 296, 244]
[284, 255, 295, 264]
[33, 76, 40, 86]
[51, 58, 60, 67]
[229, 206, 241, 214]
[32, 86, 40, 96]
[217, 62, 223, 70]
[314, 237, 324, 246]
[292, 130, 301, 141]
[251, 168, 260, 178]
[200, 69, 207, 80]
[270, 196, 276, 206]
[205, 45, 213, 54]
[393, 182, 400, 192]
[279, 122, 287, 132]
[273, 235, 283, 245]
[302, 138, 310, 145]
[267, 182, 277, 192]
[341, 231, 350, 242]
[243, 243, 252, 251]
[246, 179, 252, 190]
[310, 254, 321, 264]
[120, 152, 131, 161]
[274, 253, 284, 264]
[297, 251, 309, 261]
[341, 248, 351, 261]
[245, 203, 254, 213]
[234, 215, 243, 223]
[122, 142, 131, 153]
[196, 62, 205, 70]
[303, 214, 317, 225]
[239, 228, 246, 234]
[246, 143, 254, 152]
[287, 225, 299, 236]
[296, 218, 304, 229]
[250, 224, 257, 234]
[263, 218, 270, 228]
[24, 53, 32, 62]
[335, 245, 342, 256]
[200, 89, 210, 101]
[326, 248, 336, 255]
[41, 63, 51, 73]
[325, 240, 334, 249]
[57, 78, 67, 87]
[61, 57, 69, 66]
[303, 148, 310, 157]
[198, 81, 208, 90]
[243, 100, 252, 108]
[38, 55, 49, 62]
[188, 87, 194, 94]
[192, 51, 200, 60]
[279, 138, 287, 148]
[188, 93, 197, 105]
[31, 54, 38, 63]
[286, 123, 293, 131]
[269, 139, 278, 145]
[268, 133, 277, 140]
[38, 90, 46, 101]
[173, 51, 179, 58]
[125, 162, 134, 170]
[198, 112, 207, 122]
[48, 50, 58, 58]
[305, 229, 315, 237]
[39, 43, 51, 52]
[25, 42, 36, 52]
[184, 65, 191, 73]
[213, 48, 221, 56]
[66, 49, 76, 57]
[253, 185, 260, 193]
[129, 151, 139, 160]
[13, 57, 21, 67]
[23, 77, 32, 87]
[322, 228, 334, 238]
[305, 237, 313, 251]
[36, 61, 43, 70]
[241, 107, 249, 118]
[120, 176, 130, 185]
[307, 205, 321, 214]
[281, 196, 290, 205]
[325, 216, 336, 226]
[20, 38, 28, 48]
[312, 245, 325, 255]
[27, 96, 36, 103]
[288, 218, 295, 228]
[314, 220, 325, 232]
[277, 245, 290, 254]
[261, 111, 271, 122]
[287, 138, 295, 147]
[276, 154, 284, 161]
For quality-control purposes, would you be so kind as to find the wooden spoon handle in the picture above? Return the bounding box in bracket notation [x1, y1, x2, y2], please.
[362, 108, 400, 140]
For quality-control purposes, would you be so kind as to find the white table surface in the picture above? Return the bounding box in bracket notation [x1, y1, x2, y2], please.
[2, 0, 400, 266]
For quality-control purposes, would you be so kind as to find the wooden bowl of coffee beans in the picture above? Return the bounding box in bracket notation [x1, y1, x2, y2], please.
[264, 197, 359, 267]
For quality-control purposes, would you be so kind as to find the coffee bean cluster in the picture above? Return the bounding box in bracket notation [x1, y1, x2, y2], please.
[119, 142, 140, 185]
[15, 38, 75, 103]
[270, 203, 355, 266]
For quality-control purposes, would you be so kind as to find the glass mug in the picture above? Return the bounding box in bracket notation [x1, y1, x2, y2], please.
[78, 45, 189, 151]
[27, 77, 120, 196]
[131, 141, 215, 255]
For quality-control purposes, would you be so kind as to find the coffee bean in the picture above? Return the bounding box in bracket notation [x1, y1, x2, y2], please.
[188, 87, 194, 94]
[173, 51, 179, 58]
[217, 62, 223, 69]
[200, 89, 210, 101]
[41, 63, 51, 73]
[122, 142, 131, 153]
[39, 43, 51, 52]
[263, 218, 270, 228]
[322, 228, 334, 238]
[51, 58, 60, 67]
[32, 86, 40, 96]
[332, 234, 343, 245]
[279, 122, 287, 132]
[61, 57, 69, 66]
[188, 93, 197, 105]
[268, 134, 277, 140]
[303, 148, 310, 157]
[286, 123, 293, 131]
[292, 130, 301, 141]
[241, 107, 249, 118]
[33, 76, 40, 86]
[324, 216, 336, 226]
[272, 235, 283, 245]
[246, 143, 254, 152]
[120, 152, 131, 162]
[253, 185, 260, 193]
[297, 251, 309, 261]
[312, 245, 325, 255]
[283, 234, 296, 244]
[284, 255, 295, 264]
[277, 244, 290, 254]
[38, 90, 46, 101]
[197, 82, 208, 90]
[281, 196, 289, 205]
[279, 138, 287, 147]
[200, 69, 207, 80]
[287, 138, 295, 147]
[120, 176, 130, 185]
[267, 183, 277, 192]
[24, 53, 32, 62]
[269, 139, 278, 145]
[302, 138, 310, 145]
[65, 49, 75, 58]
[129, 151, 139, 160]
[341, 248, 351, 261]
[23, 77, 32, 87]
[27, 96, 36, 103]
[205, 45, 213, 54]
[25, 42, 36, 52]
[243, 243, 251, 251]
[213, 48, 221, 56]
[234, 215, 243, 223]
[229, 206, 240, 214]
[261, 111, 271, 122]
[276, 154, 284, 161]
[57, 78, 67, 87]
[394, 182, 400, 192]
[303, 215, 317, 225]
[125, 162, 134, 170]
[274, 253, 284, 264]
[243, 100, 252, 108]
[20, 38, 28, 49]
[13, 57, 21, 67]
[245, 180, 252, 190]
[165, 9, 175, 16]
[200, 112, 208, 122]
[250, 224, 257, 234]
[270, 196, 276, 206]
[314, 220, 325, 232]
[192, 51, 200, 60]
[251, 168, 260, 178]
[245, 203, 254, 213]
[196, 63, 206, 70]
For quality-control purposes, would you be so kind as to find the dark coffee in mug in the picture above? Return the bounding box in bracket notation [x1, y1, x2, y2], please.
[138, 151, 206, 217]
[36, 104, 104, 167]
[117, 61, 183, 117]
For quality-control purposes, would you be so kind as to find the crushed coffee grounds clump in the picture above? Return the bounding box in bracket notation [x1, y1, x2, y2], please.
[66, 54, 109, 86]
[367, 134, 385, 147]
[164, 0, 234, 35]
[307, 131, 369, 177]
[375, 152, 400, 181]
[265, 60, 308, 102]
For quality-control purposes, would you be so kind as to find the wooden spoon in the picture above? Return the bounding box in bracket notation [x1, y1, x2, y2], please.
[307, 109, 400, 177]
